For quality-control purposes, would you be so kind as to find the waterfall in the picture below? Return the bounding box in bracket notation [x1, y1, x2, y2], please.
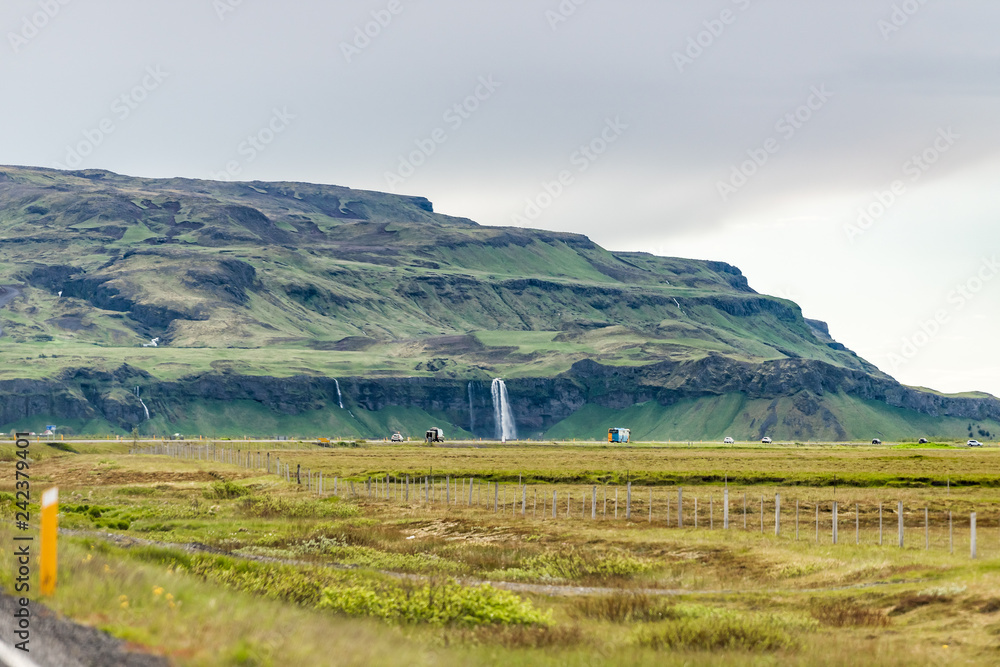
[491, 378, 517, 441]
[135, 386, 150, 421]
[468, 382, 475, 433]
[334, 379, 344, 409]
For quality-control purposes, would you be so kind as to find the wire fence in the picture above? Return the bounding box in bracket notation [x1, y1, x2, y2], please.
[135, 443, 996, 559]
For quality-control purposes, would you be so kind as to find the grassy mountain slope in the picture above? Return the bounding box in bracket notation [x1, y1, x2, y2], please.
[0, 166, 995, 440]
[0, 166, 871, 376]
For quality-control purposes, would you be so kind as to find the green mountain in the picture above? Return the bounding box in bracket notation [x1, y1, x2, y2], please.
[0, 166, 997, 441]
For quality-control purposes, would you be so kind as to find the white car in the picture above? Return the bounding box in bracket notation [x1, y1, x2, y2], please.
[723, 437, 735, 444]
[390, 432, 404, 442]
[968, 439, 983, 447]
[761, 437, 772, 444]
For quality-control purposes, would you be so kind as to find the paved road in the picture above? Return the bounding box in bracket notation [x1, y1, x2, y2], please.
[0, 593, 166, 667]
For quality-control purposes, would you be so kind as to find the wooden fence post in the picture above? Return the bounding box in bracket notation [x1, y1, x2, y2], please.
[494, 482, 499, 513]
[971, 512, 977, 559]
[815, 502, 819, 542]
[592, 486, 597, 520]
[626, 482, 632, 520]
[552, 490, 557, 519]
[724, 488, 729, 530]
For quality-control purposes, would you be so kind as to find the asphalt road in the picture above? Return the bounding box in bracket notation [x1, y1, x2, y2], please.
[0, 593, 166, 667]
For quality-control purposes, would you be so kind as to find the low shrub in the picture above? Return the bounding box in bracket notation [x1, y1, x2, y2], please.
[204, 481, 251, 500]
[116, 487, 157, 496]
[569, 592, 677, 623]
[634, 608, 808, 652]
[487, 549, 653, 583]
[455, 624, 584, 648]
[238, 495, 358, 519]
[810, 599, 890, 627]
[318, 579, 552, 627]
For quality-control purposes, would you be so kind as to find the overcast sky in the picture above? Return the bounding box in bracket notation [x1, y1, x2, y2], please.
[3, 0, 998, 397]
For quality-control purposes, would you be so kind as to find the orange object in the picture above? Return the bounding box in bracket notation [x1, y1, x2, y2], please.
[40, 487, 58, 596]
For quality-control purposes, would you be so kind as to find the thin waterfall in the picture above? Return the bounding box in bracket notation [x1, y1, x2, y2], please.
[468, 382, 475, 434]
[135, 386, 150, 421]
[491, 378, 517, 441]
[334, 379, 344, 409]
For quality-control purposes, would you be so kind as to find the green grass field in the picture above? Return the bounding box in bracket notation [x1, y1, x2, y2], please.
[2, 439, 998, 665]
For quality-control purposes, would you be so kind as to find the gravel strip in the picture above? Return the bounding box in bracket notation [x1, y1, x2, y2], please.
[0, 593, 167, 667]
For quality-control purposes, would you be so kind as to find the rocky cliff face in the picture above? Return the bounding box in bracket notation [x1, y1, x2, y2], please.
[3, 359, 997, 438]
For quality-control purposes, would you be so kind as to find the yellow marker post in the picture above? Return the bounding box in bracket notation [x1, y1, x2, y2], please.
[40, 487, 58, 596]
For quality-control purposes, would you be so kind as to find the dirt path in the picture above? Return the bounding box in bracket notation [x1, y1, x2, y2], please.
[0, 593, 166, 667]
[69, 529, 925, 599]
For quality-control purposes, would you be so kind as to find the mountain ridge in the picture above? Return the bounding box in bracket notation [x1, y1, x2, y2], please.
[0, 165, 995, 440]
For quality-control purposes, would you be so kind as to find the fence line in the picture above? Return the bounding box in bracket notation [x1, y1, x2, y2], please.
[133, 443, 995, 560]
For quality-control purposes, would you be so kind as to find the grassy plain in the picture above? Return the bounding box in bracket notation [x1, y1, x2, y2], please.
[1, 440, 999, 665]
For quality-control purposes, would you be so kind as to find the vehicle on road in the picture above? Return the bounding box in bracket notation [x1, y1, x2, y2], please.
[724, 437, 734, 444]
[872, 439, 882, 445]
[968, 439, 983, 447]
[918, 438, 929, 444]
[391, 432, 403, 442]
[761, 437, 772, 444]
[608, 428, 630, 444]
[425, 427, 445, 443]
